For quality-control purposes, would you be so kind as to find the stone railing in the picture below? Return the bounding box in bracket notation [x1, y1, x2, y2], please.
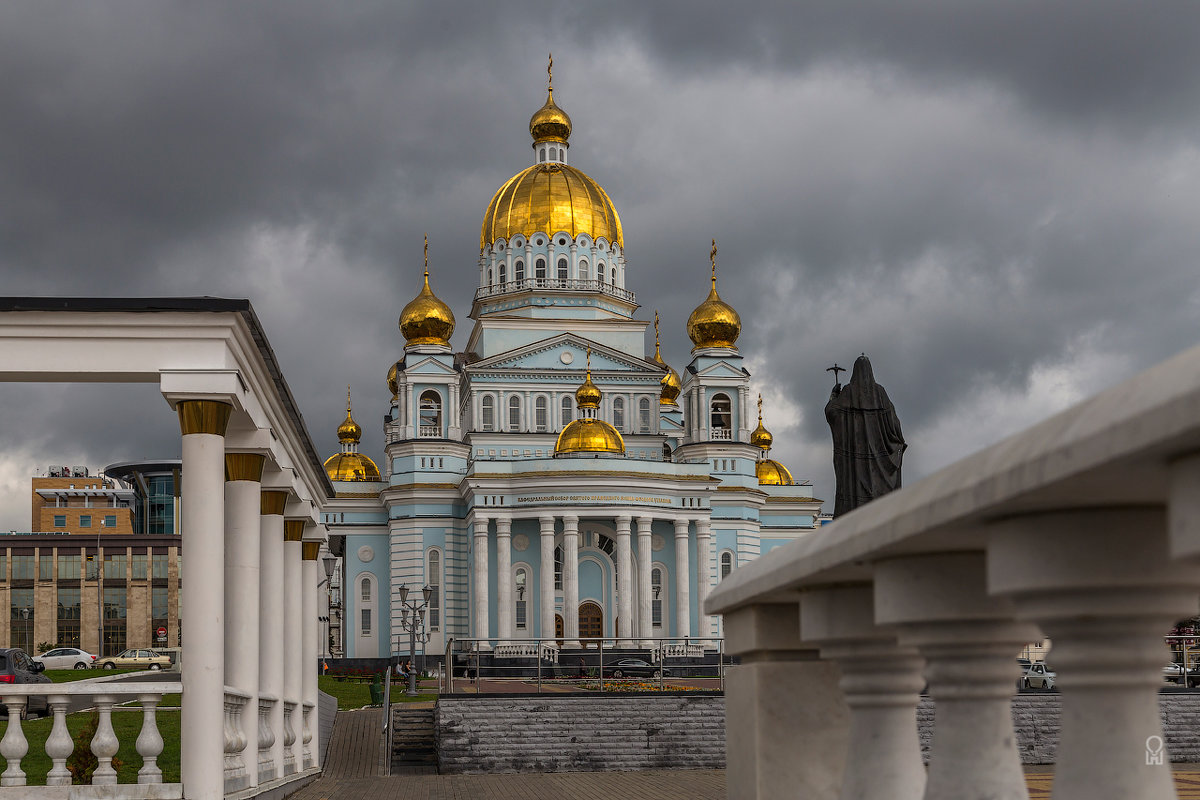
[707, 339, 1200, 800]
[302, 700, 315, 770]
[223, 687, 250, 793]
[474, 278, 636, 304]
[256, 694, 277, 785]
[493, 641, 559, 659]
[0, 682, 181, 795]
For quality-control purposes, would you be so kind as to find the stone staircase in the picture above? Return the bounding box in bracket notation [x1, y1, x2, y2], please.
[391, 704, 438, 774]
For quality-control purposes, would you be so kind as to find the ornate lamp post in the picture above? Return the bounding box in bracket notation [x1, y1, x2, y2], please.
[317, 554, 337, 660]
[396, 583, 433, 696]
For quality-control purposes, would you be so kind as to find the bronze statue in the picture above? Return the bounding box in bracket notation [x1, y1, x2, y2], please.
[825, 354, 906, 517]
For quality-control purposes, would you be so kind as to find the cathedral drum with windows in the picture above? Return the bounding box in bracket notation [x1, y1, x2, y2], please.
[321, 67, 822, 663]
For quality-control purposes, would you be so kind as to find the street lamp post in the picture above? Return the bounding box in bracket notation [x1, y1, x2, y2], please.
[316, 555, 337, 661]
[395, 583, 433, 696]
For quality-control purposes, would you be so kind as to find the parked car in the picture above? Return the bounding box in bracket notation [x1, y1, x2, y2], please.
[0, 648, 51, 718]
[95, 649, 172, 670]
[34, 647, 97, 670]
[1165, 662, 1188, 685]
[1022, 662, 1056, 690]
[601, 658, 670, 679]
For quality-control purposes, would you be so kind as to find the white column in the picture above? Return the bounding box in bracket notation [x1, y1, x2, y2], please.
[615, 515, 634, 647]
[874, 552, 1038, 800]
[990, 509, 1200, 800]
[223, 453, 264, 790]
[636, 516, 653, 647]
[539, 515, 556, 642]
[471, 516, 491, 648]
[259, 491, 287, 781]
[495, 517, 513, 643]
[283, 520, 305, 773]
[563, 515, 581, 648]
[301, 543, 319, 770]
[695, 517, 712, 640]
[725, 603, 849, 800]
[405, 384, 414, 438]
[801, 585, 926, 800]
[177, 399, 232, 800]
[673, 518, 691, 638]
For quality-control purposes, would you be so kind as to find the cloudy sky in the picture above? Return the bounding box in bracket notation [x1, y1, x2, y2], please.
[2, 1, 1199, 529]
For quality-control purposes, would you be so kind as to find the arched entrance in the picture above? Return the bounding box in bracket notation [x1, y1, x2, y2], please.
[579, 601, 603, 646]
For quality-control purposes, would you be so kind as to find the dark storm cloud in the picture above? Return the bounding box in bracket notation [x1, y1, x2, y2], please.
[1, 1, 1198, 525]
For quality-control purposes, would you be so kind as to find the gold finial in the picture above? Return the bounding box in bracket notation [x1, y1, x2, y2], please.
[423, 234, 429, 278]
[586, 345, 591, 374]
[347, 385, 353, 413]
[654, 310, 661, 357]
[548, 53, 553, 93]
[757, 393, 763, 422]
[710, 238, 718, 286]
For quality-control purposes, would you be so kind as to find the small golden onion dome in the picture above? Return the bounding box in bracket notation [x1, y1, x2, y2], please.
[555, 418, 625, 455]
[650, 313, 681, 405]
[756, 459, 794, 486]
[481, 163, 623, 249]
[576, 372, 602, 409]
[324, 452, 381, 482]
[687, 278, 741, 349]
[399, 269, 455, 346]
[337, 406, 361, 443]
[530, 88, 572, 144]
[386, 361, 399, 398]
[750, 394, 773, 450]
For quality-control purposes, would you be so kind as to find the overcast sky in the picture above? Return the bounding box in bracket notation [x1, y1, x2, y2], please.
[2, 1, 1200, 529]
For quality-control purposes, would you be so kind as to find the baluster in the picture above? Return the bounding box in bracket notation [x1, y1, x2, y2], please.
[0, 697, 29, 787]
[136, 693, 164, 784]
[90, 695, 119, 785]
[258, 697, 276, 782]
[45, 696, 73, 786]
[302, 704, 313, 769]
[282, 702, 296, 773]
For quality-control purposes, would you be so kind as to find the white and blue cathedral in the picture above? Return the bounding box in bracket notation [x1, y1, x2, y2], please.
[322, 74, 821, 661]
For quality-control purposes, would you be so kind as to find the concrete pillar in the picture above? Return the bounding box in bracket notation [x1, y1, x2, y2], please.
[990, 509, 1200, 800]
[615, 515, 634, 647]
[177, 399, 232, 800]
[301, 542, 320, 770]
[223, 452, 264, 789]
[471, 517, 490, 647]
[636, 516, 653, 647]
[696, 517, 712, 639]
[539, 515, 556, 642]
[495, 517, 512, 643]
[258, 491, 287, 780]
[283, 519, 305, 773]
[673, 518, 691, 638]
[562, 515, 581, 648]
[724, 602, 849, 800]
[801, 584, 926, 800]
[875, 552, 1039, 800]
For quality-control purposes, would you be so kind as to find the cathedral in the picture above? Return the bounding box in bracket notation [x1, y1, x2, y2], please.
[322, 68, 821, 661]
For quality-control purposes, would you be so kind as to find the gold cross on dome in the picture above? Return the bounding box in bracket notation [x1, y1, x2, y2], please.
[423, 234, 428, 276]
[548, 53, 553, 92]
[710, 238, 718, 281]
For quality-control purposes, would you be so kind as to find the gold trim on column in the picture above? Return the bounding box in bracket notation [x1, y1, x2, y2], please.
[225, 453, 266, 483]
[284, 520, 306, 542]
[177, 400, 234, 436]
[261, 490, 289, 516]
[301, 542, 321, 561]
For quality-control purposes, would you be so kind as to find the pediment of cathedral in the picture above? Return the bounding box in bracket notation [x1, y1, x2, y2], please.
[691, 360, 748, 380]
[402, 356, 459, 376]
[469, 333, 658, 374]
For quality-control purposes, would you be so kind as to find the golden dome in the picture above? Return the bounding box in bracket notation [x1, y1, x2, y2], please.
[337, 387, 362, 443]
[687, 240, 741, 350]
[555, 418, 625, 455]
[387, 361, 399, 398]
[750, 394, 773, 450]
[530, 88, 572, 144]
[651, 311, 681, 405]
[576, 370, 601, 410]
[756, 459, 794, 486]
[400, 237, 455, 346]
[324, 452, 381, 482]
[481, 163, 623, 250]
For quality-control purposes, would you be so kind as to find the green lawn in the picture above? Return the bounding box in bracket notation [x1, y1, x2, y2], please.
[0, 709, 181, 785]
[44, 669, 140, 683]
[318, 674, 438, 709]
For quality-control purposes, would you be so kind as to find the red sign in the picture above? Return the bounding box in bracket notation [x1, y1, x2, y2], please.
[156, 627, 167, 639]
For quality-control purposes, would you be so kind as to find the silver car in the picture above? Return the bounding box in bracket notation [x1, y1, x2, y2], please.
[1022, 662, 1056, 690]
[33, 647, 96, 670]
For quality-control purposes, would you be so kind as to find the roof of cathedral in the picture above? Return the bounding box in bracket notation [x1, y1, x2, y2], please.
[481, 163, 623, 250]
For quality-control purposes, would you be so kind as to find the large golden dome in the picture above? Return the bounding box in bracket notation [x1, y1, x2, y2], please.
[400, 268, 455, 346]
[687, 241, 741, 350]
[756, 459, 793, 486]
[481, 163, 623, 249]
[556, 419, 625, 455]
[324, 452, 381, 482]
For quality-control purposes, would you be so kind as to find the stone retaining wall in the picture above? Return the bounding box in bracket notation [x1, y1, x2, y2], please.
[436, 694, 726, 774]
[436, 692, 1200, 773]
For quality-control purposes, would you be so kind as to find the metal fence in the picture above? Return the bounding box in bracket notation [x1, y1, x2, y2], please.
[441, 636, 727, 694]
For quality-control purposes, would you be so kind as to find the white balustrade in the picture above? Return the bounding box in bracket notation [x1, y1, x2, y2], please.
[258, 694, 278, 784]
[224, 687, 251, 792]
[302, 701, 315, 770]
[0, 682, 181, 794]
[282, 700, 297, 774]
[706, 338, 1200, 800]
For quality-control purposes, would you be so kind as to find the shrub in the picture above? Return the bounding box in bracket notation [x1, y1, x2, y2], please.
[66, 711, 124, 784]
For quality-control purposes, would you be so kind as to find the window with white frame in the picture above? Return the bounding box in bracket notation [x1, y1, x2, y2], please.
[720, 550, 734, 580]
[427, 549, 441, 630]
[499, 263, 507, 285]
[561, 395, 573, 427]
[579, 258, 589, 280]
[710, 393, 732, 432]
[361, 577, 371, 602]
[514, 259, 525, 282]
[420, 390, 443, 434]
[515, 567, 528, 629]
[651, 567, 663, 627]
[535, 396, 548, 431]
[639, 397, 652, 432]
[557, 257, 569, 280]
[613, 397, 626, 431]
[481, 394, 495, 431]
[554, 545, 563, 590]
[508, 395, 521, 431]
[535, 257, 546, 280]
[361, 608, 371, 636]
[598, 261, 606, 282]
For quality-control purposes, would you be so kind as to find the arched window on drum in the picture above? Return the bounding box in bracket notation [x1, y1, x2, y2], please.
[508, 395, 522, 431]
[720, 550, 734, 581]
[558, 257, 569, 280]
[710, 393, 732, 437]
[419, 391, 442, 437]
[480, 394, 495, 431]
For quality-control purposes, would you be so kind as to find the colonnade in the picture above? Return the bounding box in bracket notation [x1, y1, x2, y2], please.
[178, 400, 323, 800]
[470, 510, 713, 648]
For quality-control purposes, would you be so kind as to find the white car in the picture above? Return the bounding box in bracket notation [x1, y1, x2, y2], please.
[1022, 662, 1056, 690]
[33, 647, 96, 670]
